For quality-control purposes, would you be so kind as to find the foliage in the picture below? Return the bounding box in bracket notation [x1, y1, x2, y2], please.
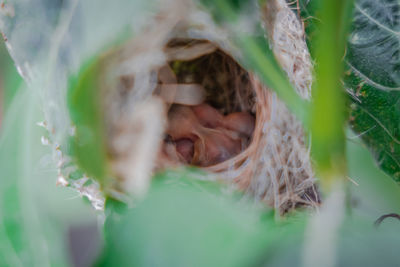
[97, 172, 283, 267]
[95, 167, 400, 267]
[0, 89, 70, 266]
[68, 59, 109, 183]
[300, 0, 400, 183]
[0, 41, 22, 110]
[346, 0, 400, 182]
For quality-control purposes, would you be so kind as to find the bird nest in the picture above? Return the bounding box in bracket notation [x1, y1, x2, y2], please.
[153, 39, 318, 213]
[53, 0, 318, 214]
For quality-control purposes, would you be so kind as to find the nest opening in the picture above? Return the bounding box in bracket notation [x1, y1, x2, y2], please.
[158, 38, 262, 168]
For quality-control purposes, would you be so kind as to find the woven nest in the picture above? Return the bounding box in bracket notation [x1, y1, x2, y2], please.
[153, 39, 318, 213]
[55, 0, 319, 213]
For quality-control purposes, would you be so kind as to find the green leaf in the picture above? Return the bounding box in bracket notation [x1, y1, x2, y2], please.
[297, 0, 322, 57]
[347, 134, 400, 217]
[300, 0, 400, 183]
[345, 0, 400, 182]
[346, 72, 400, 182]
[96, 169, 305, 267]
[68, 58, 109, 183]
[258, 216, 400, 266]
[0, 89, 69, 266]
[0, 41, 23, 110]
[97, 166, 400, 266]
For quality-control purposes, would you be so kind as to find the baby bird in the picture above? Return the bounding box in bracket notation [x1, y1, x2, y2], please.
[192, 130, 241, 166]
[166, 103, 256, 166]
[222, 112, 255, 138]
[191, 103, 224, 128]
[166, 105, 242, 166]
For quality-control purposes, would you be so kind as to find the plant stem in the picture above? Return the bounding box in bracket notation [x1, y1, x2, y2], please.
[310, 0, 354, 193]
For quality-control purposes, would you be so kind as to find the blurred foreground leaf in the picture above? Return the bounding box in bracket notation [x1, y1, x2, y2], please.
[97, 169, 306, 267]
[68, 59, 109, 183]
[97, 167, 400, 267]
[0, 41, 22, 111]
[262, 217, 400, 267]
[0, 89, 69, 266]
[347, 135, 400, 218]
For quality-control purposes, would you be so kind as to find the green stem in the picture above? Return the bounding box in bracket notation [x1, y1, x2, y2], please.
[310, 0, 354, 192]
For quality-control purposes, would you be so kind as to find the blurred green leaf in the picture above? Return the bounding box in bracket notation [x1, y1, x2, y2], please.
[259, 216, 400, 267]
[298, 0, 322, 57]
[198, 0, 310, 124]
[0, 41, 22, 111]
[97, 166, 400, 267]
[68, 58, 109, 183]
[96, 169, 306, 267]
[347, 135, 400, 219]
[0, 89, 69, 266]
